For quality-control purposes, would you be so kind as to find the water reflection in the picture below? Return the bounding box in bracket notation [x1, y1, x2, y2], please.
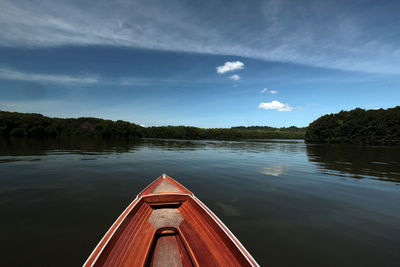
[2, 137, 399, 184]
[1, 137, 400, 266]
[0, 137, 138, 156]
[214, 201, 241, 217]
[260, 165, 289, 176]
[306, 144, 400, 183]
[0, 137, 306, 158]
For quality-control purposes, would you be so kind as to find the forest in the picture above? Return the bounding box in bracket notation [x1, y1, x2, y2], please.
[305, 106, 400, 145]
[0, 110, 305, 140]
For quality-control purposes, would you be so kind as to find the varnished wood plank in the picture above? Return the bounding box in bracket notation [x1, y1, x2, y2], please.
[182, 198, 253, 266]
[175, 234, 194, 267]
[84, 175, 259, 267]
[95, 205, 153, 266]
[179, 202, 241, 266]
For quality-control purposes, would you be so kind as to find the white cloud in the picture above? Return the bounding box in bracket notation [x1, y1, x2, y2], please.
[258, 100, 293, 112]
[0, 67, 98, 84]
[261, 88, 278, 94]
[216, 61, 244, 74]
[229, 74, 240, 81]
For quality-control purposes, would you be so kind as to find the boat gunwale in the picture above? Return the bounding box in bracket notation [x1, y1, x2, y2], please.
[191, 195, 258, 266]
[82, 195, 140, 267]
[82, 192, 193, 267]
[83, 175, 259, 267]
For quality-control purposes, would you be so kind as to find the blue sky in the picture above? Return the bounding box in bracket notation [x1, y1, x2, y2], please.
[0, 0, 399, 127]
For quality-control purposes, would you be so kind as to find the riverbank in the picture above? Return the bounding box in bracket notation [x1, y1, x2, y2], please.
[0, 110, 305, 140]
[305, 106, 400, 145]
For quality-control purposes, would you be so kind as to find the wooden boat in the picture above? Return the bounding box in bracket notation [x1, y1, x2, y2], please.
[83, 174, 259, 267]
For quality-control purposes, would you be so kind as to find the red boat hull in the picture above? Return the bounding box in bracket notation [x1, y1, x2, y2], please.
[84, 174, 258, 266]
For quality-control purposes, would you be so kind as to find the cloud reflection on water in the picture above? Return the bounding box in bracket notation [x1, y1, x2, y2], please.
[215, 202, 241, 217]
[261, 165, 289, 177]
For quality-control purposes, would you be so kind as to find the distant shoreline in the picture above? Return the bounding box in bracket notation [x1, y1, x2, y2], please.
[0, 110, 305, 140]
[305, 106, 400, 146]
[2, 107, 400, 145]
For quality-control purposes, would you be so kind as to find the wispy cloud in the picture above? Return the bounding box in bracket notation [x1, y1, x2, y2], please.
[261, 88, 278, 94]
[216, 61, 244, 74]
[229, 74, 240, 81]
[0, 0, 399, 73]
[118, 77, 223, 86]
[258, 100, 293, 112]
[0, 66, 224, 86]
[0, 67, 98, 84]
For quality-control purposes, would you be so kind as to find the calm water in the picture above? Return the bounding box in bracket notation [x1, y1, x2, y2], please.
[1, 138, 399, 266]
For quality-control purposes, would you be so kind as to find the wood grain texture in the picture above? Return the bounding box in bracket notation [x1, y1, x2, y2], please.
[83, 175, 259, 267]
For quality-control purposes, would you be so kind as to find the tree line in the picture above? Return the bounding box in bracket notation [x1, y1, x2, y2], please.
[305, 106, 400, 145]
[0, 110, 305, 140]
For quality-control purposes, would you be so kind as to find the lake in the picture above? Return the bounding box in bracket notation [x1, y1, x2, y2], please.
[0, 137, 399, 266]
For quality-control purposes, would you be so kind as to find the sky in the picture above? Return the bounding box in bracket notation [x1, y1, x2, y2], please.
[0, 0, 399, 128]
